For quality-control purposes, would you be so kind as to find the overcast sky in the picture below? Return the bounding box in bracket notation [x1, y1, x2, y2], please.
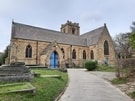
[0, 0, 135, 52]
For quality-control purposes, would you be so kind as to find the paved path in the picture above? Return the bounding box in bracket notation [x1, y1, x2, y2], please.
[90, 71, 116, 81]
[58, 69, 133, 101]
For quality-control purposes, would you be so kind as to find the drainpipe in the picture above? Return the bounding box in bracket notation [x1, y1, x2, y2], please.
[36, 41, 38, 65]
[70, 45, 72, 64]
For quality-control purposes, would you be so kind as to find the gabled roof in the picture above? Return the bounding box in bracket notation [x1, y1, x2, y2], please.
[11, 22, 106, 46]
[80, 26, 105, 45]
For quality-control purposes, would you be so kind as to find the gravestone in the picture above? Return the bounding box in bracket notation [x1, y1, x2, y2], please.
[0, 62, 33, 82]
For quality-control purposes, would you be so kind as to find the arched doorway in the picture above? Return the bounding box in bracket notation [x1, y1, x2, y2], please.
[50, 51, 59, 68]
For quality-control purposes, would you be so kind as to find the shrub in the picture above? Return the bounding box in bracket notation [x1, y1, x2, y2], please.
[85, 61, 97, 71]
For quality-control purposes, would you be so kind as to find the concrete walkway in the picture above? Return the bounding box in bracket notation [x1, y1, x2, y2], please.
[58, 69, 133, 101]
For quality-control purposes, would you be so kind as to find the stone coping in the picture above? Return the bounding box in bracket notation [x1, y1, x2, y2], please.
[41, 75, 61, 78]
[0, 82, 35, 94]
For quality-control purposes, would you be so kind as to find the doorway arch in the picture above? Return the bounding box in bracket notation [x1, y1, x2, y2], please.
[50, 51, 59, 68]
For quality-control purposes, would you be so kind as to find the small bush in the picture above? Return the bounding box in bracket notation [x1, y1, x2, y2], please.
[85, 61, 97, 71]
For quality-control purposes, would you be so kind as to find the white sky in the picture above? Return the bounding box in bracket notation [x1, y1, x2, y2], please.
[0, 0, 135, 52]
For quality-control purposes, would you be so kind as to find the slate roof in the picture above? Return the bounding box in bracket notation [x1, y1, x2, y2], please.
[11, 22, 105, 46]
[80, 26, 105, 45]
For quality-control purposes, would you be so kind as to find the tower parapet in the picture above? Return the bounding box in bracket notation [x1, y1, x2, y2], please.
[61, 20, 80, 35]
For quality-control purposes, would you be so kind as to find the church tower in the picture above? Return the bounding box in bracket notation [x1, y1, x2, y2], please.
[61, 20, 80, 35]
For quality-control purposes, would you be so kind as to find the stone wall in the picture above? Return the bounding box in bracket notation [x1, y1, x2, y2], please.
[9, 39, 91, 67]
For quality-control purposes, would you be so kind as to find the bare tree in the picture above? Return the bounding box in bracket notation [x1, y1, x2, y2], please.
[130, 21, 135, 32]
[113, 33, 132, 58]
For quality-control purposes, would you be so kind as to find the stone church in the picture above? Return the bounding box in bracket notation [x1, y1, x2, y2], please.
[8, 20, 116, 68]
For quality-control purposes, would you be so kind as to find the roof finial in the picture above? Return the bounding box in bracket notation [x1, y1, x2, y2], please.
[104, 23, 106, 27]
[12, 19, 14, 24]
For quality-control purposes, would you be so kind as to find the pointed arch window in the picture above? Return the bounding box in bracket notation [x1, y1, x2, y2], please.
[90, 50, 94, 59]
[72, 28, 75, 34]
[83, 50, 86, 59]
[72, 49, 76, 59]
[61, 48, 65, 59]
[25, 45, 32, 58]
[104, 40, 109, 55]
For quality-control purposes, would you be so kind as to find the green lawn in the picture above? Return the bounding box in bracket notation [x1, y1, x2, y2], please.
[111, 78, 128, 84]
[0, 69, 68, 101]
[95, 65, 116, 72]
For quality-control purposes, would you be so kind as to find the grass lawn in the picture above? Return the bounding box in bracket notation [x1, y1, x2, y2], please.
[0, 69, 68, 101]
[111, 78, 128, 84]
[95, 64, 116, 72]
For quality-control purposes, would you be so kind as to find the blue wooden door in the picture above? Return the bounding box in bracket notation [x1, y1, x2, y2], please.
[50, 51, 58, 68]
